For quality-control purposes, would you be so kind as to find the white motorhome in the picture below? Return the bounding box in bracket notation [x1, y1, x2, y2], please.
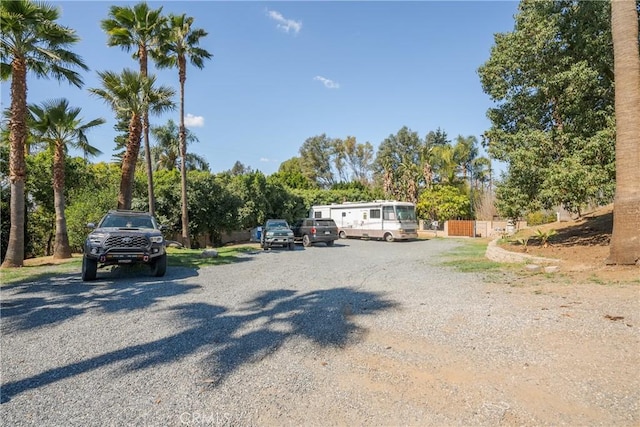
[309, 200, 418, 241]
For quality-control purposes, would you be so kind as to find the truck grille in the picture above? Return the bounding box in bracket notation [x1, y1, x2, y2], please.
[104, 235, 149, 249]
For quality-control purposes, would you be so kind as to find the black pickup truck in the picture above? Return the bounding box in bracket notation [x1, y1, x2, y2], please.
[291, 218, 339, 247]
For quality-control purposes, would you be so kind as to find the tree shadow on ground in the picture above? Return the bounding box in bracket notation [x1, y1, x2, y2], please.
[526, 210, 613, 248]
[1, 287, 397, 403]
[0, 266, 200, 332]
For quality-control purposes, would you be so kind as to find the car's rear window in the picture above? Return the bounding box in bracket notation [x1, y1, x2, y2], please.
[316, 220, 336, 227]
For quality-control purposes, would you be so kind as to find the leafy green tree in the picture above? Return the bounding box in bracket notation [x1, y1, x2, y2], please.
[416, 185, 472, 222]
[272, 157, 314, 189]
[229, 161, 252, 176]
[154, 12, 212, 249]
[102, 2, 167, 215]
[299, 134, 337, 188]
[374, 126, 422, 200]
[65, 162, 120, 250]
[89, 69, 175, 210]
[342, 136, 374, 185]
[478, 0, 615, 216]
[1, 0, 87, 267]
[227, 170, 270, 229]
[28, 98, 104, 258]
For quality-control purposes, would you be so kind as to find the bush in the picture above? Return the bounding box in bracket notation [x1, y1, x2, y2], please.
[526, 211, 557, 226]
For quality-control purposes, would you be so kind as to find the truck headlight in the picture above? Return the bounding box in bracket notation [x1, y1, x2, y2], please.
[89, 233, 106, 244]
[150, 236, 164, 243]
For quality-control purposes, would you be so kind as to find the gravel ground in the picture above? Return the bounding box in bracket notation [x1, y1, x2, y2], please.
[1, 238, 638, 426]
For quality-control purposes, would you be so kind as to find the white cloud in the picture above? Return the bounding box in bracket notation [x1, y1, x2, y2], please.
[267, 10, 302, 34]
[184, 114, 204, 128]
[314, 76, 340, 89]
[260, 157, 277, 163]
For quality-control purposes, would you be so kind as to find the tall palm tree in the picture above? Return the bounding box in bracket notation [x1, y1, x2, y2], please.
[607, 0, 640, 265]
[101, 2, 167, 216]
[89, 69, 175, 210]
[0, 0, 87, 268]
[28, 99, 104, 259]
[150, 119, 209, 171]
[154, 13, 212, 249]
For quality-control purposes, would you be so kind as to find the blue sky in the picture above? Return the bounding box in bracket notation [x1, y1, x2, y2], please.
[1, 1, 519, 176]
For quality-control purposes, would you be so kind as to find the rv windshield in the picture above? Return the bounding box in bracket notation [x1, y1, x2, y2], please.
[396, 205, 416, 221]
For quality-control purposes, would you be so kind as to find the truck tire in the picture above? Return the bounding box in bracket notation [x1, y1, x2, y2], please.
[302, 234, 311, 247]
[82, 255, 97, 281]
[288, 242, 295, 251]
[326, 239, 335, 247]
[150, 254, 167, 277]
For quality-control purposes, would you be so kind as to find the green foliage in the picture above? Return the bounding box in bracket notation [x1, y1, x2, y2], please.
[534, 229, 557, 247]
[479, 0, 615, 216]
[526, 211, 557, 226]
[416, 185, 471, 221]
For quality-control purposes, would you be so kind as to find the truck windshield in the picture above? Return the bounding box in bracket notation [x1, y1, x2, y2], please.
[267, 221, 288, 228]
[396, 206, 416, 221]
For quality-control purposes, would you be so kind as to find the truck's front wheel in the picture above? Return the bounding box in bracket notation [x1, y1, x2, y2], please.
[150, 254, 167, 277]
[82, 255, 97, 281]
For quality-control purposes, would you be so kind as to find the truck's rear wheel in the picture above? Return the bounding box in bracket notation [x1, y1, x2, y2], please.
[302, 234, 311, 247]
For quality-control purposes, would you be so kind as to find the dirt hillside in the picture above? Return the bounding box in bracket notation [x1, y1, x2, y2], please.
[499, 204, 639, 283]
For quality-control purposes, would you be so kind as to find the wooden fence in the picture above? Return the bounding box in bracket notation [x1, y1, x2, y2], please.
[447, 220, 475, 237]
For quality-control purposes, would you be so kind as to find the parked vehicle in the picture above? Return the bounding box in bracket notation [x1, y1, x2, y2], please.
[82, 210, 167, 281]
[261, 219, 295, 250]
[309, 200, 418, 242]
[291, 218, 339, 247]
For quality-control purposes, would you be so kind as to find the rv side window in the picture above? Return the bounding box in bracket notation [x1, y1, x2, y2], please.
[383, 206, 395, 220]
[370, 209, 381, 219]
[314, 211, 322, 219]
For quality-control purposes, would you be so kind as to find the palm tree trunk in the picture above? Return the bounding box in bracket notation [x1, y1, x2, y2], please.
[140, 46, 155, 216]
[143, 112, 156, 215]
[179, 60, 191, 249]
[118, 114, 143, 210]
[607, 0, 640, 265]
[52, 141, 72, 259]
[1, 59, 28, 268]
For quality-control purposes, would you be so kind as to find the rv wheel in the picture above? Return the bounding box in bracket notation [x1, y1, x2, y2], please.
[384, 233, 394, 242]
[339, 231, 346, 239]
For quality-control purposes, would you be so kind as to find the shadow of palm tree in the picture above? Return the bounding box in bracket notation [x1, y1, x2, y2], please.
[0, 267, 200, 332]
[1, 287, 397, 403]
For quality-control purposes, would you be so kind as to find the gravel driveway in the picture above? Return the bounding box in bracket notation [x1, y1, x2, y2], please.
[1, 238, 638, 426]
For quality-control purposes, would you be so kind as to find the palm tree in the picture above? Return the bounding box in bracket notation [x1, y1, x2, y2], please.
[101, 2, 167, 216]
[150, 119, 209, 171]
[89, 69, 175, 210]
[607, 0, 640, 265]
[0, 0, 87, 268]
[28, 99, 104, 258]
[154, 13, 212, 249]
